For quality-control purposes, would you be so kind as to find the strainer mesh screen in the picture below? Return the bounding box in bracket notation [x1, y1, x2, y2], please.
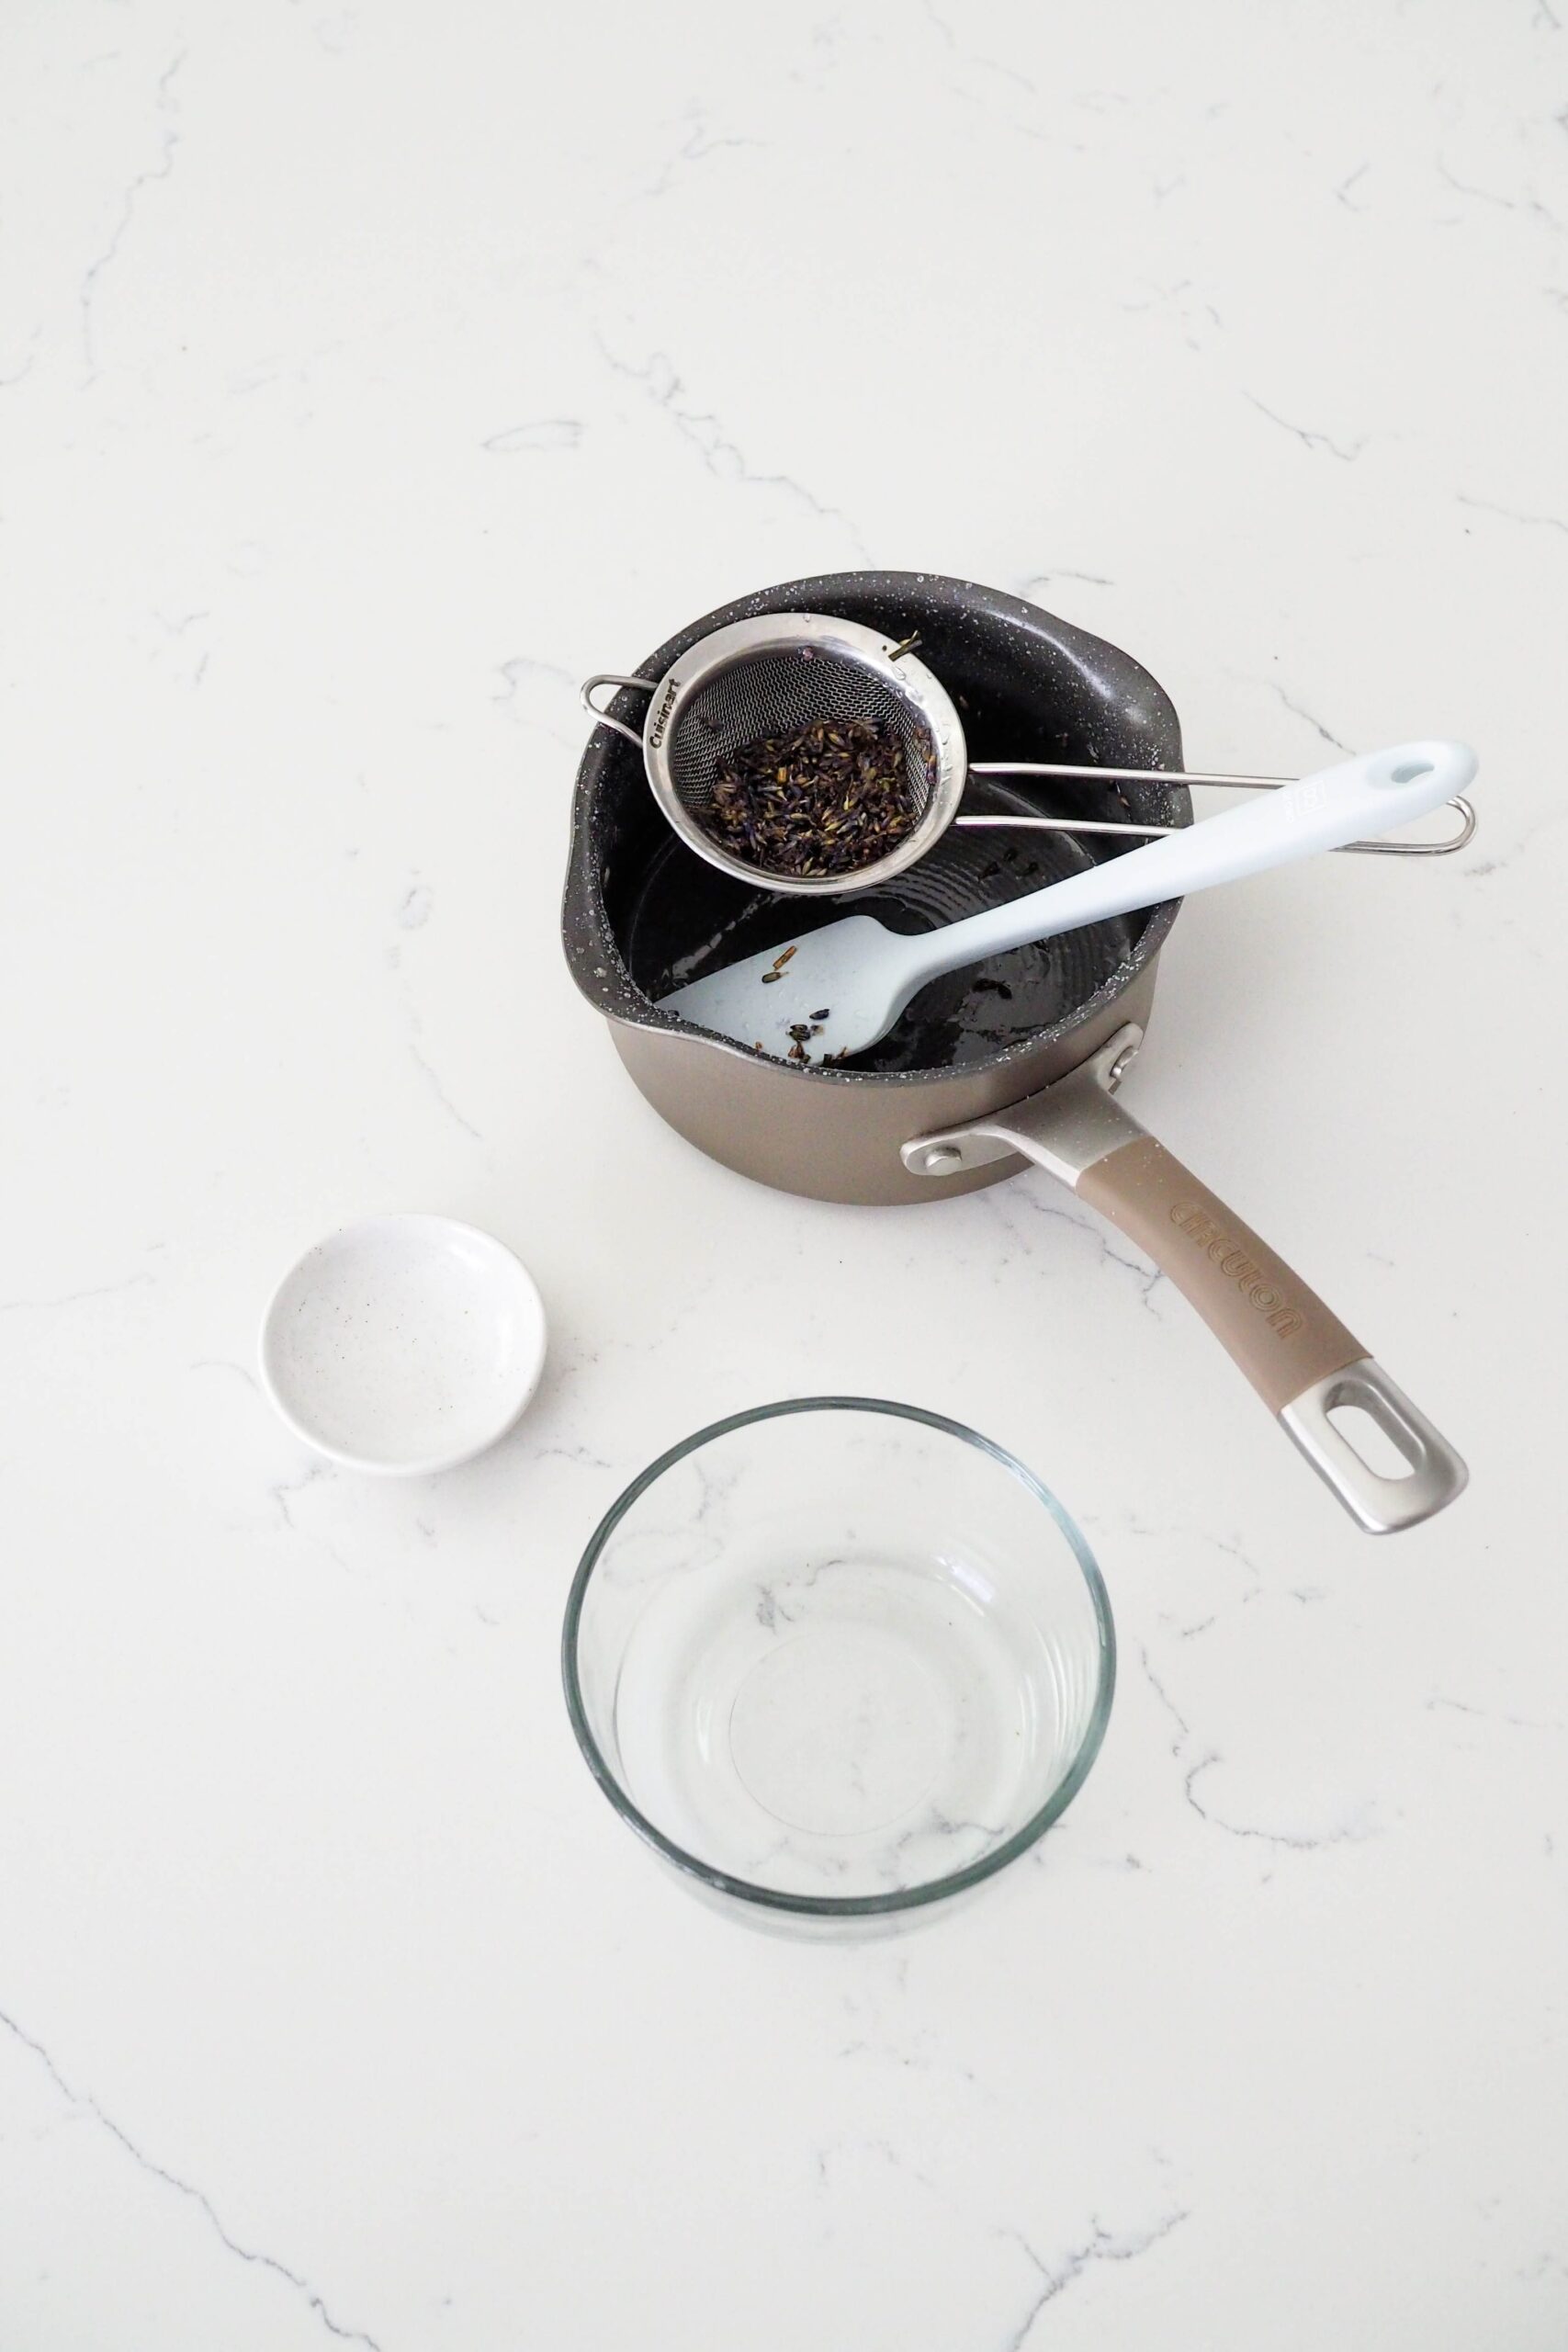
[665, 648, 938, 821]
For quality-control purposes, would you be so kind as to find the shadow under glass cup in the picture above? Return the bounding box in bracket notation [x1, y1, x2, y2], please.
[562, 1398, 1115, 1935]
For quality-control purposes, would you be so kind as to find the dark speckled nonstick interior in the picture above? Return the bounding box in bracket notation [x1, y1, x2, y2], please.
[564, 572, 1190, 1083]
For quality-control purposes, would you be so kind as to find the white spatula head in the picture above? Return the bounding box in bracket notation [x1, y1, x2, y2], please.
[659, 915, 904, 1062]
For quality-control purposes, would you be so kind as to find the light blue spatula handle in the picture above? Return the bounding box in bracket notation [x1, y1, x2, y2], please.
[901, 740, 1478, 994]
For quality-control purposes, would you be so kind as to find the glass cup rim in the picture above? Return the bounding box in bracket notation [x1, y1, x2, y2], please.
[560, 1395, 1117, 1919]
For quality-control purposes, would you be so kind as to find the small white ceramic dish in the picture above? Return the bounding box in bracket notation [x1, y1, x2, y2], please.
[260, 1214, 547, 1475]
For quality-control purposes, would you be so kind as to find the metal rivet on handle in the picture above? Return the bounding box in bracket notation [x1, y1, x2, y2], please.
[917, 1144, 964, 1173]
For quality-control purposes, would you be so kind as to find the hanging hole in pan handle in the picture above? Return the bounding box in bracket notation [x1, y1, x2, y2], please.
[581, 673, 656, 748]
[1280, 1360, 1468, 1534]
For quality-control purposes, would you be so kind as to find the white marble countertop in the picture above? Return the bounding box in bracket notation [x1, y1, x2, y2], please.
[4, 4, 1565, 2345]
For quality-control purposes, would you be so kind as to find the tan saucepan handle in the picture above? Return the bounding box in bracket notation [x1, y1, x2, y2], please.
[1077, 1136, 1361, 1414]
[901, 1026, 1468, 1533]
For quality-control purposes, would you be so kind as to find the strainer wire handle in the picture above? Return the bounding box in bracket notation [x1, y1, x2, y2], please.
[581, 673, 655, 748]
[956, 797, 1477, 857]
[967, 763, 1475, 857]
[580, 671, 1474, 857]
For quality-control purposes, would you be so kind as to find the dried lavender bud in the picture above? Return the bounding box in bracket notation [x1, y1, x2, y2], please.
[703, 718, 919, 879]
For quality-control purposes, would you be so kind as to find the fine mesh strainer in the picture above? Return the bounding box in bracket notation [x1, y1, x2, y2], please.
[582, 611, 1475, 895]
[583, 614, 964, 896]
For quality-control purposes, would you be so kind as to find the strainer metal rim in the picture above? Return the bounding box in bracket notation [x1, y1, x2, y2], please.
[641, 613, 970, 899]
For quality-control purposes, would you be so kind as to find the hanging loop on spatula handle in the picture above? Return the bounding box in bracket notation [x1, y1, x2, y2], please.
[901, 1028, 1468, 1533]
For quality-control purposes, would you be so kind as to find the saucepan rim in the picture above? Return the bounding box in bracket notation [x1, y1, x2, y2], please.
[562, 569, 1190, 1088]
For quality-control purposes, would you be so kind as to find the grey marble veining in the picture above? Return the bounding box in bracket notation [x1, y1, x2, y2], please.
[1, 1, 1565, 2347]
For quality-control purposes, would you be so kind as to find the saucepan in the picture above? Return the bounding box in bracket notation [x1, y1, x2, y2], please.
[562, 571, 1466, 1532]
